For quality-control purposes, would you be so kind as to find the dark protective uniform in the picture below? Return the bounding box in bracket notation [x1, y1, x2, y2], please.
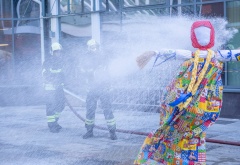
[42, 55, 65, 133]
[81, 50, 117, 139]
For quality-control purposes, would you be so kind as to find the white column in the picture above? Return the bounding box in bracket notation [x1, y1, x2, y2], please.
[33, 0, 45, 64]
[178, 0, 182, 16]
[90, 0, 101, 44]
[50, 0, 60, 43]
[36, 0, 45, 64]
[170, 0, 173, 16]
[135, 0, 140, 5]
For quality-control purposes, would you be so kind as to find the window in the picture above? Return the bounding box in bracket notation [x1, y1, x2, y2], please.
[200, 2, 224, 17]
[226, 1, 240, 87]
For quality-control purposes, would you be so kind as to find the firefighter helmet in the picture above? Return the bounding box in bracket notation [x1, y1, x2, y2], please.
[50, 42, 62, 55]
[51, 42, 62, 52]
[87, 39, 99, 52]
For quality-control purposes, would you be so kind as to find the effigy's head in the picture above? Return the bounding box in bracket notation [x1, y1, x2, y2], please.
[191, 20, 215, 50]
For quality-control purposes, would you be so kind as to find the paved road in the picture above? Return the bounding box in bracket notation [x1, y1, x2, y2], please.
[0, 106, 240, 165]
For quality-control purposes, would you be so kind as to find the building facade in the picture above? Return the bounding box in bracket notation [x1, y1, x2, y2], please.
[0, 0, 239, 117]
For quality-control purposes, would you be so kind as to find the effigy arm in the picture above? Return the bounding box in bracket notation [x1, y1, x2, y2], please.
[136, 49, 193, 69]
[215, 49, 240, 62]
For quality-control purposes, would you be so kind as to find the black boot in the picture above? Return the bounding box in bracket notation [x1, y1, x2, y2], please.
[109, 130, 117, 140]
[83, 129, 93, 139]
[48, 122, 60, 133]
[55, 118, 62, 130]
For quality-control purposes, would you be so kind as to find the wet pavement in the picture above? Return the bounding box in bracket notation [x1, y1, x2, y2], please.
[0, 105, 240, 165]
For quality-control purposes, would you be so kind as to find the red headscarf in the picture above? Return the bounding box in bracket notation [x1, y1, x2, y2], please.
[191, 20, 215, 50]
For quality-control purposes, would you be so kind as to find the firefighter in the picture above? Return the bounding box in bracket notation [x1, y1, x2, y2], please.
[42, 42, 65, 133]
[82, 39, 117, 140]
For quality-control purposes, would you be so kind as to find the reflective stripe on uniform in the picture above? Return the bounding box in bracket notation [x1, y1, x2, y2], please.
[44, 83, 56, 90]
[106, 118, 116, 126]
[85, 118, 95, 125]
[54, 112, 61, 119]
[50, 68, 62, 73]
[47, 115, 56, 122]
[42, 68, 46, 75]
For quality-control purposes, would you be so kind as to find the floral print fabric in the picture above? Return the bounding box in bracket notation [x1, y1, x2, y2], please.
[134, 57, 223, 165]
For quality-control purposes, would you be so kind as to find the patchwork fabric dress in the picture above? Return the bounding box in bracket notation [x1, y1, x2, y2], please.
[134, 50, 223, 165]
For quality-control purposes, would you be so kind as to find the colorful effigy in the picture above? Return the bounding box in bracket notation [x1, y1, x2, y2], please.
[134, 20, 240, 165]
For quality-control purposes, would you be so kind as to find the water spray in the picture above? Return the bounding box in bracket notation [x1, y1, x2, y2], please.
[64, 89, 240, 147]
[64, 15, 239, 147]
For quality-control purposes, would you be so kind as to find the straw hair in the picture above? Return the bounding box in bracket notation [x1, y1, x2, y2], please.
[179, 49, 212, 111]
[136, 51, 156, 69]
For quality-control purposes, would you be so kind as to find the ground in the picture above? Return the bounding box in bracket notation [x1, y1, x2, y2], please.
[0, 105, 239, 165]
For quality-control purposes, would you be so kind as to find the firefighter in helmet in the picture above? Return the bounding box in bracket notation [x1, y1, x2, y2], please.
[42, 42, 65, 133]
[82, 39, 117, 140]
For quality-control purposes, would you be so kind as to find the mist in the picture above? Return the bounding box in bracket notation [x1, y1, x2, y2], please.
[106, 15, 238, 82]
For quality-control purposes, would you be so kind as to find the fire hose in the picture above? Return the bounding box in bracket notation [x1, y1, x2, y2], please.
[64, 88, 240, 147]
